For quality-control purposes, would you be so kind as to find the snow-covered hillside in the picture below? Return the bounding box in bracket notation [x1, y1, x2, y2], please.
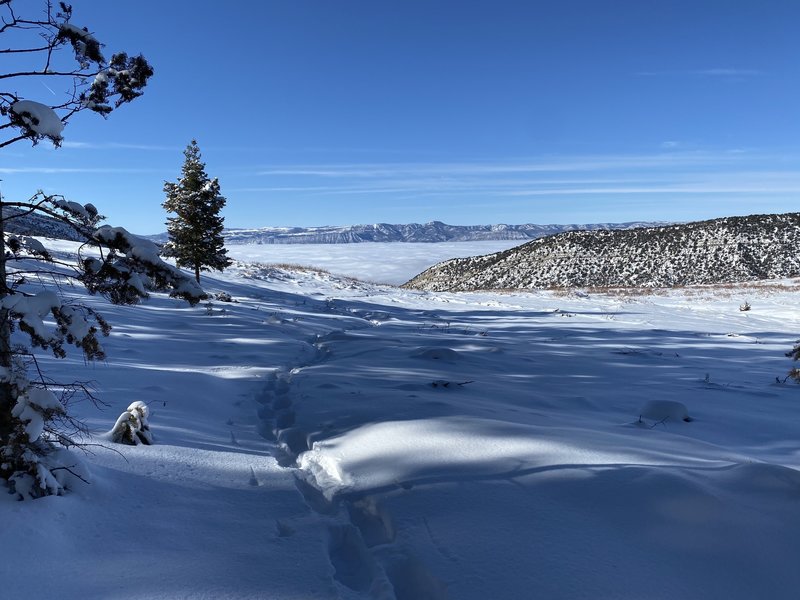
[2, 206, 88, 241]
[147, 220, 668, 245]
[3, 241, 800, 599]
[407, 212, 800, 291]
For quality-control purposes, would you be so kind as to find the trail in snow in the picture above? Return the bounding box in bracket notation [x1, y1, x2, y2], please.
[249, 293, 448, 599]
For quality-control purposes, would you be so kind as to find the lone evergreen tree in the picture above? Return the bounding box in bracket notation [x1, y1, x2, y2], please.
[0, 0, 204, 498]
[163, 141, 231, 282]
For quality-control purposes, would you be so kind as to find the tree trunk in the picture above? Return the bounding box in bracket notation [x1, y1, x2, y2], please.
[194, 263, 200, 283]
[0, 199, 14, 464]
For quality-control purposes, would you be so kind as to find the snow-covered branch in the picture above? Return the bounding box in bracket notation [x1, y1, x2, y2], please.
[0, 0, 153, 147]
[0, 0, 162, 499]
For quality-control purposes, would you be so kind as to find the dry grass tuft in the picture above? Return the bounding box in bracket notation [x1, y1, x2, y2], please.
[267, 262, 332, 275]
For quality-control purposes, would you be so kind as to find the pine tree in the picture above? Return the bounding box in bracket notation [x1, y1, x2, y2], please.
[0, 0, 204, 498]
[163, 141, 231, 283]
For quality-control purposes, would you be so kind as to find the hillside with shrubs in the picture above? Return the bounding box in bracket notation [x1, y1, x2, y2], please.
[404, 212, 800, 291]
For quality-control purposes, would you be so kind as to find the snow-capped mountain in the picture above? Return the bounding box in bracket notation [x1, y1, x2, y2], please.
[191, 220, 669, 245]
[404, 212, 800, 290]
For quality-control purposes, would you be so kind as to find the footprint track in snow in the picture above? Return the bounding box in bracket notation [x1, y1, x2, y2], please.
[383, 553, 449, 600]
[327, 524, 378, 592]
[348, 496, 395, 548]
[256, 309, 449, 598]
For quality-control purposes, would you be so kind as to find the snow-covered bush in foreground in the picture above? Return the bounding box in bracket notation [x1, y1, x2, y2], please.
[108, 402, 153, 446]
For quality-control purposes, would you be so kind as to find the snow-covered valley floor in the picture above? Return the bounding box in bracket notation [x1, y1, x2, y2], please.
[3, 244, 800, 599]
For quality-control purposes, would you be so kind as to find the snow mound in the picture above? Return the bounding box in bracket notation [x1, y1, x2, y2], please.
[639, 400, 691, 423]
[721, 462, 800, 495]
[298, 417, 645, 497]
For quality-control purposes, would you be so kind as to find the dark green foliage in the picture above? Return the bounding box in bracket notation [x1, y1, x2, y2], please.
[163, 141, 231, 282]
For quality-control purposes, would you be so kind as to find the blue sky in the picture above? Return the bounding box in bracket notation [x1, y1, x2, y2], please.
[2, 0, 800, 234]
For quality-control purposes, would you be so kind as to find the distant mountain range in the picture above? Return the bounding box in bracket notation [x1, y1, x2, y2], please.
[149, 220, 669, 245]
[1, 210, 666, 246]
[404, 213, 800, 290]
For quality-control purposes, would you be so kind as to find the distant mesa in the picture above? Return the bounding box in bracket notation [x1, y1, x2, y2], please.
[148, 220, 669, 245]
[403, 212, 800, 291]
[7, 209, 650, 246]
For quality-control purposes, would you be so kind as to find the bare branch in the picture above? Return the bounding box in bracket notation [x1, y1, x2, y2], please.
[0, 133, 28, 148]
[49, 465, 90, 485]
[0, 69, 96, 80]
[0, 45, 53, 54]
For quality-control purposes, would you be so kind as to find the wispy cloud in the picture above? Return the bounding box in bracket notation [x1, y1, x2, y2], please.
[228, 176, 670, 196]
[637, 68, 762, 78]
[228, 152, 800, 207]
[501, 183, 800, 197]
[692, 68, 761, 77]
[59, 141, 420, 156]
[0, 166, 166, 174]
[255, 152, 753, 179]
[60, 141, 181, 151]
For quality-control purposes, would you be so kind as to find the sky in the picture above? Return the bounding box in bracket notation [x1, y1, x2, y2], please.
[2, 0, 800, 234]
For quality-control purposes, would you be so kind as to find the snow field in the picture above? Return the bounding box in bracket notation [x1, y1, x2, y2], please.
[2, 240, 800, 599]
[276, 281, 800, 598]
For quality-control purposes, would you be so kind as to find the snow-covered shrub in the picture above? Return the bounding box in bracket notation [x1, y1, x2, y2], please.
[108, 401, 153, 446]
